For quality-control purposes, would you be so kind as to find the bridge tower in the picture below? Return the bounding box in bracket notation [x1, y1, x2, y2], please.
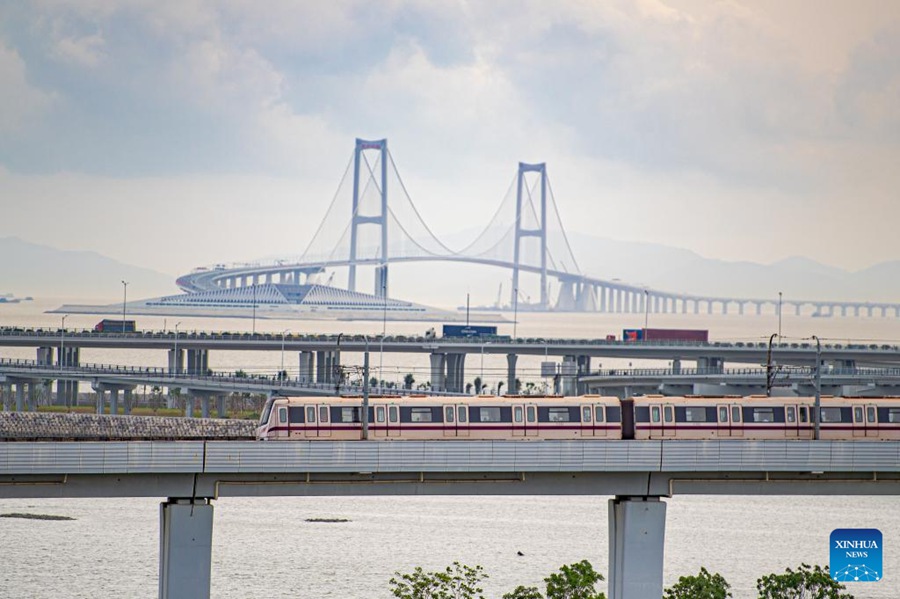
[512, 162, 549, 309]
[348, 138, 389, 297]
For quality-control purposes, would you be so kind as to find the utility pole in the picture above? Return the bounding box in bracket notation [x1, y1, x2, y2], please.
[812, 334, 821, 441]
[362, 336, 370, 440]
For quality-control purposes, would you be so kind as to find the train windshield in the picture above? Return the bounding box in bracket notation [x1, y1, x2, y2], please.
[259, 399, 275, 426]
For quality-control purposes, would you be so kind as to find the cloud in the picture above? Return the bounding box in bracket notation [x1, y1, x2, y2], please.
[0, 43, 55, 134]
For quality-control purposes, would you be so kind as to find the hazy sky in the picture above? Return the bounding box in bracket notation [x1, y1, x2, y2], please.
[1, 0, 899, 277]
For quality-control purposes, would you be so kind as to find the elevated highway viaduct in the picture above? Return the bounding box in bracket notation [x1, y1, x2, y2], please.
[2, 439, 900, 599]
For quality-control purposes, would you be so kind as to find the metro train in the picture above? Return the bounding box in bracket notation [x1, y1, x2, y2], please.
[256, 394, 900, 441]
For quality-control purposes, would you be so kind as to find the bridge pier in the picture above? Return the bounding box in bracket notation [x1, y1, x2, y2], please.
[16, 382, 25, 412]
[168, 349, 185, 375]
[429, 353, 447, 392]
[159, 498, 214, 599]
[185, 349, 209, 375]
[445, 354, 466, 394]
[217, 395, 227, 418]
[298, 351, 315, 384]
[57, 346, 80, 406]
[506, 354, 518, 395]
[608, 497, 666, 599]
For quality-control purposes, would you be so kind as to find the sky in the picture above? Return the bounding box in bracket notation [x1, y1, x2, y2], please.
[1, 0, 899, 280]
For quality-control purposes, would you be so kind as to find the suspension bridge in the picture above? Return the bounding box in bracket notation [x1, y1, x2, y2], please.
[174, 138, 900, 319]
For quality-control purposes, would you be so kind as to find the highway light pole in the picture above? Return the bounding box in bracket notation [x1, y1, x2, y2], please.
[513, 287, 519, 340]
[812, 334, 821, 440]
[280, 329, 291, 386]
[173, 322, 181, 375]
[778, 291, 783, 337]
[362, 336, 370, 440]
[643, 289, 650, 331]
[121, 280, 128, 328]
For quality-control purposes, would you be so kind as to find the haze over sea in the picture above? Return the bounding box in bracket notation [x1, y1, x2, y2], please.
[1, 300, 899, 598]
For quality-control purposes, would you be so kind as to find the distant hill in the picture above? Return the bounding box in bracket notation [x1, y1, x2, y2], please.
[566, 233, 900, 303]
[0, 237, 177, 301]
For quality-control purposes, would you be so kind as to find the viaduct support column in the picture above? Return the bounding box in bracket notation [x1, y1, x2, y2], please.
[124, 389, 133, 415]
[217, 396, 227, 418]
[201, 396, 210, 419]
[96, 389, 106, 414]
[445, 354, 465, 393]
[506, 354, 518, 395]
[429, 353, 447, 392]
[608, 497, 667, 599]
[110, 389, 120, 415]
[15, 383, 25, 412]
[298, 352, 314, 384]
[159, 499, 214, 599]
[1, 383, 9, 411]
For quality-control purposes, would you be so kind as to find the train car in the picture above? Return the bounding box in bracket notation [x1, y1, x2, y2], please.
[630, 395, 900, 440]
[256, 394, 623, 441]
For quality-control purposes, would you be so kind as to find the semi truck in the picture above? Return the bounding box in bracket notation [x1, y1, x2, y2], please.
[622, 328, 708, 343]
[94, 319, 137, 333]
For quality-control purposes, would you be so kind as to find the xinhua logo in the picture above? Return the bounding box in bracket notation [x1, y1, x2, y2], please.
[830, 528, 883, 582]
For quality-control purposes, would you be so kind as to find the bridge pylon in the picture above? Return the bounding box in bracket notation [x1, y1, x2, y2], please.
[512, 162, 549, 309]
[348, 138, 389, 297]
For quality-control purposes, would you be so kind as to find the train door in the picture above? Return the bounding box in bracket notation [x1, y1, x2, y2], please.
[457, 405, 470, 437]
[525, 405, 537, 438]
[304, 405, 318, 439]
[374, 405, 387, 438]
[798, 406, 810, 439]
[852, 405, 865, 438]
[716, 404, 731, 438]
[648, 402, 673, 439]
[317, 404, 331, 438]
[580, 404, 594, 437]
[784, 404, 800, 438]
[730, 404, 743, 437]
[443, 405, 457, 437]
[387, 404, 400, 438]
[594, 405, 607, 438]
[866, 404, 879, 438]
[512, 404, 526, 437]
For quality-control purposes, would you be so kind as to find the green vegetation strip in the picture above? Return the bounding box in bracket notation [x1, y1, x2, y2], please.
[1, 512, 75, 521]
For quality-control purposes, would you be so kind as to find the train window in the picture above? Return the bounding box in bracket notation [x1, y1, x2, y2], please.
[651, 406, 660, 423]
[458, 406, 468, 423]
[731, 406, 741, 423]
[479, 407, 502, 422]
[685, 407, 708, 422]
[527, 406, 536, 423]
[582, 407, 591, 422]
[306, 406, 316, 423]
[854, 406, 863, 422]
[279, 407, 288, 424]
[594, 406, 604, 422]
[515, 406, 524, 423]
[786, 407, 796, 423]
[376, 406, 385, 423]
[798, 407, 808, 423]
[260, 401, 274, 425]
[752, 408, 774, 423]
[319, 406, 329, 423]
[548, 408, 571, 422]
[445, 406, 455, 423]
[889, 408, 900, 423]
[389, 406, 399, 423]
[867, 407, 876, 423]
[410, 408, 433, 423]
[289, 407, 304, 423]
[664, 406, 673, 423]
[718, 407, 728, 423]
[820, 407, 842, 423]
[339, 407, 359, 423]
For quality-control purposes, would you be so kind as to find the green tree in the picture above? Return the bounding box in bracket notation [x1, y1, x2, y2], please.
[503, 586, 543, 599]
[756, 564, 853, 599]
[544, 560, 606, 599]
[404, 373, 415, 389]
[664, 567, 731, 599]
[473, 377, 482, 395]
[389, 562, 487, 599]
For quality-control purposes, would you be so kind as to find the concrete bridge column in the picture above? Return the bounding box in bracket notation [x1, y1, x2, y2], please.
[168, 349, 185, 375]
[15, 383, 25, 412]
[185, 349, 209, 375]
[201, 396, 210, 419]
[576, 355, 591, 394]
[599, 286, 608, 312]
[159, 498, 213, 599]
[298, 352, 314, 384]
[506, 354, 518, 396]
[576, 284, 598, 312]
[123, 389, 133, 415]
[96, 389, 106, 414]
[608, 497, 666, 599]
[316, 351, 327, 383]
[217, 396, 227, 418]
[557, 281, 576, 311]
[445, 354, 466, 394]
[184, 395, 194, 418]
[429, 353, 447, 392]
[37, 346, 54, 365]
[110, 389, 120, 415]
[1, 383, 9, 411]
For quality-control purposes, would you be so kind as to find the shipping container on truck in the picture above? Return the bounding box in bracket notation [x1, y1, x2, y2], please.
[442, 324, 498, 338]
[623, 328, 708, 343]
[94, 319, 137, 333]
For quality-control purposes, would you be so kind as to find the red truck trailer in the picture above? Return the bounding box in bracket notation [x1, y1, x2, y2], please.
[623, 328, 708, 343]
